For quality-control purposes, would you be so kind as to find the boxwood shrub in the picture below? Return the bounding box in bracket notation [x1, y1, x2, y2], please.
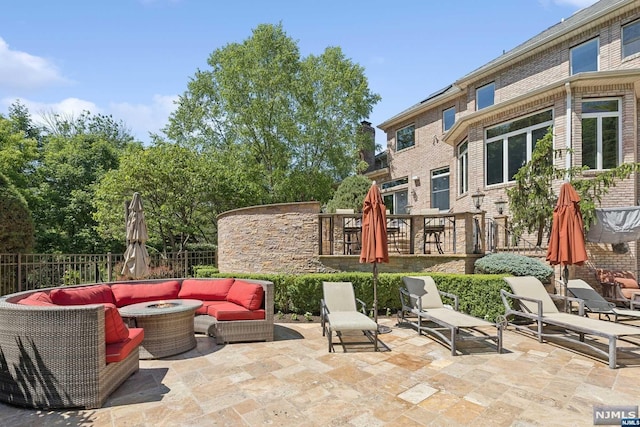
[474, 253, 553, 283]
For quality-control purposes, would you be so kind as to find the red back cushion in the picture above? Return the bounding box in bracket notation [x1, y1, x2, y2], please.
[226, 280, 264, 311]
[50, 284, 115, 306]
[103, 303, 129, 344]
[17, 292, 53, 305]
[178, 278, 235, 301]
[110, 280, 181, 307]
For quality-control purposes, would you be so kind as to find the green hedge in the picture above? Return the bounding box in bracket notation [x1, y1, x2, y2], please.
[195, 269, 511, 322]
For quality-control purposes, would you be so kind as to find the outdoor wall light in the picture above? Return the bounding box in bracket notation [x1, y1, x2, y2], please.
[494, 196, 507, 215]
[471, 187, 485, 211]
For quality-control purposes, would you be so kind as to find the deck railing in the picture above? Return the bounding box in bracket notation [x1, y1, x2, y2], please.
[0, 250, 216, 296]
[319, 213, 459, 256]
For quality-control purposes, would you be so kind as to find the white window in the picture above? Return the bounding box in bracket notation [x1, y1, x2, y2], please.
[623, 19, 640, 58]
[571, 38, 599, 75]
[457, 140, 468, 195]
[476, 82, 495, 110]
[383, 190, 408, 214]
[396, 124, 415, 151]
[431, 168, 450, 211]
[581, 99, 620, 170]
[443, 107, 456, 131]
[485, 110, 553, 186]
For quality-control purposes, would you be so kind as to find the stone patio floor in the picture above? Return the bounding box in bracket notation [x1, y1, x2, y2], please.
[1, 316, 640, 426]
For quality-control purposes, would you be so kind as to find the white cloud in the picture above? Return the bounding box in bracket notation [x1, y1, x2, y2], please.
[0, 38, 69, 91]
[109, 94, 179, 142]
[1, 95, 177, 144]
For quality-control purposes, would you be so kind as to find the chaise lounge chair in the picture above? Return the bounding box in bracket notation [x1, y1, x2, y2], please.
[399, 276, 502, 355]
[566, 279, 640, 323]
[321, 281, 378, 352]
[501, 276, 640, 368]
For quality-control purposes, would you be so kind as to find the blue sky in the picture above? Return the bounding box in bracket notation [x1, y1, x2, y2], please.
[0, 0, 598, 148]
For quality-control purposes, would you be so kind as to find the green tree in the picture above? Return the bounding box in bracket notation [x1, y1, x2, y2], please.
[0, 172, 34, 253]
[0, 109, 39, 196]
[33, 112, 138, 252]
[166, 23, 380, 205]
[508, 127, 640, 246]
[325, 175, 372, 213]
[93, 141, 256, 253]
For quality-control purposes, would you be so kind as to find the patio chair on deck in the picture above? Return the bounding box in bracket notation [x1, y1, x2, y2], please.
[399, 276, 502, 355]
[565, 279, 640, 323]
[501, 276, 640, 368]
[321, 281, 378, 352]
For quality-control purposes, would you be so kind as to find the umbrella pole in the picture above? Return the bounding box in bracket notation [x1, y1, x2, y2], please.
[373, 262, 378, 324]
[563, 265, 569, 312]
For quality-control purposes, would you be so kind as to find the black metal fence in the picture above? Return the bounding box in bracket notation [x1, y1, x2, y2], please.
[0, 251, 217, 296]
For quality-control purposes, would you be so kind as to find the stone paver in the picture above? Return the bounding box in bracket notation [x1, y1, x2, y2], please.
[1, 317, 640, 426]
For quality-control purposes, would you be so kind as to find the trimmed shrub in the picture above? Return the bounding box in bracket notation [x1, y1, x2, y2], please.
[474, 253, 553, 283]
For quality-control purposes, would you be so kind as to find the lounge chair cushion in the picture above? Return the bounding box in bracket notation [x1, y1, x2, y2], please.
[621, 288, 640, 299]
[105, 328, 144, 363]
[326, 312, 377, 332]
[111, 280, 181, 307]
[615, 278, 639, 289]
[17, 292, 54, 305]
[207, 301, 265, 320]
[50, 284, 115, 306]
[178, 278, 235, 301]
[103, 303, 130, 344]
[226, 280, 264, 310]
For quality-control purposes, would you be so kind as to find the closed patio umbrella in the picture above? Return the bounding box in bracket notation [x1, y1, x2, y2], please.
[122, 192, 150, 279]
[546, 181, 588, 294]
[359, 182, 389, 328]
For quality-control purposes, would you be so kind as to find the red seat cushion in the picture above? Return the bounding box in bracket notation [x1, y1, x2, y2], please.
[50, 284, 115, 306]
[104, 303, 130, 344]
[111, 281, 181, 307]
[207, 301, 266, 321]
[615, 278, 639, 289]
[105, 328, 144, 363]
[17, 292, 54, 306]
[226, 280, 264, 311]
[178, 278, 235, 301]
[194, 300, 226, 315]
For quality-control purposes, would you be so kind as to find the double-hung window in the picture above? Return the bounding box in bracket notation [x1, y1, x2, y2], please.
[476, 82, 495, 110]
[623, 19, 640, 58]
[396, 125, 415, 151]
[457, 140, 468, 195]
[431, 168, 450, 211]
[443, 107, 456, 131]
[581, 99, 620, 170]
[485, 110, 553, 186]
[570, 38, 599, 74]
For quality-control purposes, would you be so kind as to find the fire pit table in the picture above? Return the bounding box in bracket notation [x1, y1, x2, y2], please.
[119, 299, 203, 359]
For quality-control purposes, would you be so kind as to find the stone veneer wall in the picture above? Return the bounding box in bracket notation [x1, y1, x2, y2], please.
[217, 202, 323, 274]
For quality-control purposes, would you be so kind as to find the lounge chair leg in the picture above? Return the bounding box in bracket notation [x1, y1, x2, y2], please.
[328, 327, 333, 352]
[450, 327, 456, 356]
[609, 337, 617, 369]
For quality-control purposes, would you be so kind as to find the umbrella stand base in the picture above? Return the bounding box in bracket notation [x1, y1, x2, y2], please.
[377, 325, 392, 334]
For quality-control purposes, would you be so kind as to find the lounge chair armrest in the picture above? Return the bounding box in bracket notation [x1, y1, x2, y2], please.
[632, 294, 640, 310]
[500, 288, 543, 317]
[399, 287, 425, 311]
[549, 293, 585, 316]
[438, 290, 459, 311]
[355, 298, 368, 315]
[321, 299, 329, 315]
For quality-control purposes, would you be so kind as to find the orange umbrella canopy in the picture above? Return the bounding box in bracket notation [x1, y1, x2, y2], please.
[546, 182, 588, 267]
[359, 183, 389, 264]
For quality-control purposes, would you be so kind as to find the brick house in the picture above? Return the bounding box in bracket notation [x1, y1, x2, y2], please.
[374, 0, 640, 281]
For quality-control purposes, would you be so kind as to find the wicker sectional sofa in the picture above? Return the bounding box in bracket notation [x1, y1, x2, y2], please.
[0, 277, 274, 409]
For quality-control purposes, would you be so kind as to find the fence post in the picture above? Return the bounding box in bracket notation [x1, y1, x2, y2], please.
[107, 252, 112, 282]
[17, 253, 22, 292]
[184, 250, 189, 278]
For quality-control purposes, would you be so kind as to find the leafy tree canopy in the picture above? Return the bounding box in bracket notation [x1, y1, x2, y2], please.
[165, 23, 380, 206]
[0, 172, 34, 253]
[325, 175, 372, 213]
